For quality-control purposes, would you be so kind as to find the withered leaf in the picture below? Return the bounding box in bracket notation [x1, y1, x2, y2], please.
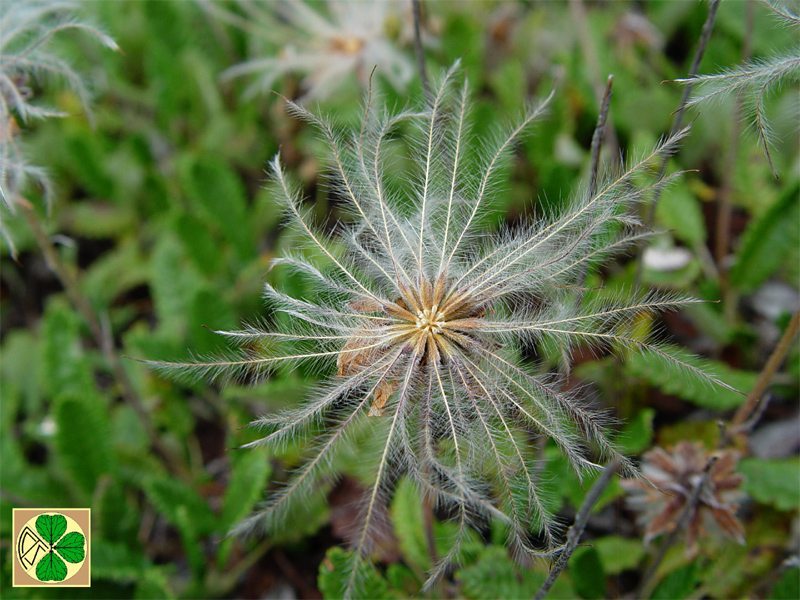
[348, 298, 384, 313]
[368, 380, 396, 417]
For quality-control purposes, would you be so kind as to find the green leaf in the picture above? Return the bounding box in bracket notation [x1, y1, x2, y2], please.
[54, 393, 114, 496]
[82, 238, 149, 307]
[223, 377, 314, 412]
[593, 535, 646, 575]
[489, 59, 527, 113]
[36, 550, 68, 582]
[543, 449, 623, 514]
[173, 212, 222, 275]
[150, 233, 202, 339]
[67, 202, 136, 239]
[36, 514, 67, 545]
[178, 155, 253, 260]
[42, 298, 95, 399]
[770, 567, 800, 600]
[740, 458, 800, 511]
[97, 479, 139, 544]
[730, 182, 800, 293]
[175, 505, 204, 576]
[143, 476, 216, 535]
[650, 562, 699, 600]
[655, 184, 706, 244]
[64, 135, 115, 198]
[55, 531, 86, 563]
[221, 450, 271, 528]
[0, 435, 72, 508]
[570, 547, 606, 599]
[385, 563, 420, 596]
[457, 546, 574, 599]
[624, 344, 754, 409]
[135, 570, 176, 600]
[91, 540, 153, 583]
[0, 330, 43, 418]
[318, 547, 393, 600]
[188, 287, 236, 356]
[390, 476, 429, 572]
[618, 409, 655, 454]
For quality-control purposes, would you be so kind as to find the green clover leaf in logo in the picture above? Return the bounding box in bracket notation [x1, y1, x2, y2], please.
[32, 514, 86, 582]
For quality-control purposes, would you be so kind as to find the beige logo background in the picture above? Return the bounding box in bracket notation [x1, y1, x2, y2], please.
[12, 508, 91, 587]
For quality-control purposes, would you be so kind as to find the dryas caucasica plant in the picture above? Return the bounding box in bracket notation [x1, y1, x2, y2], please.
[146, 61, 738, 597]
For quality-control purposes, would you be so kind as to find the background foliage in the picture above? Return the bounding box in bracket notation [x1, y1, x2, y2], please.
[1, 1, 798, 598]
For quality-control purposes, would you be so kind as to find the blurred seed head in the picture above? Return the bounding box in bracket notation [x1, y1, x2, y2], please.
[623, 441, 746, 552]
[205, 0, 420, 102]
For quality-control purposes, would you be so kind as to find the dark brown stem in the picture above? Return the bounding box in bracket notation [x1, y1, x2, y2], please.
[422, 492, 438, 567]
[411, 0, 430, 98]
[18, 198, 189, 480]
[636, 456, 718, 600]
[588, 75, 614, 199]
[569, 75, 615, 376]
[559, 74, 614, 385]
[569, 0, 620, 166]
[574, 73, 615, 295]
[730, 309, 800, 434]
[635, 0, 721, 288]
[532, 458, 621, 600]
[647, 0, 721, 225]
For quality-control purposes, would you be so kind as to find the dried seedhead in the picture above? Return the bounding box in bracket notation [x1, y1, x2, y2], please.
[623, 441, 746, 552]
[147, 63, 740, 597]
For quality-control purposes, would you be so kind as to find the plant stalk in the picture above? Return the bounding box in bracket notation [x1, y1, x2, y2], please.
[411, 0, 430, 98]
[18, 198, 189, 480]
[635, 0, 721, 289]
[532, 458, 621, 600]
[730, 309, 800, 434]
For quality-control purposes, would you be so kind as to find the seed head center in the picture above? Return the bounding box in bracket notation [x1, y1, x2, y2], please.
[416, 306, 446, 334]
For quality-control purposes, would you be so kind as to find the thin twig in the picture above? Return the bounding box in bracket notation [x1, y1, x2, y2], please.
[729, 309, 800, 435]
[568, 0, 620, 166]
[18, 198, 189, 480]
[636, 456, 718, 600]
[565, 74, 615, 375]
[422, 493, 438, 566]
[532, 458, 621, 600]
[411, 0, 430, 98]
[588, 75, 614, 199]
[635, 0, 721, 288]
[578, 73, 615, 290]
[646, 0, 721, 225]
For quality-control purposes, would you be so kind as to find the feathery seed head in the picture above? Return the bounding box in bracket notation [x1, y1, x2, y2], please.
[211, 0, 418, 101]
[0, 0, 118, 253]
[148, 61, 742, 597]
